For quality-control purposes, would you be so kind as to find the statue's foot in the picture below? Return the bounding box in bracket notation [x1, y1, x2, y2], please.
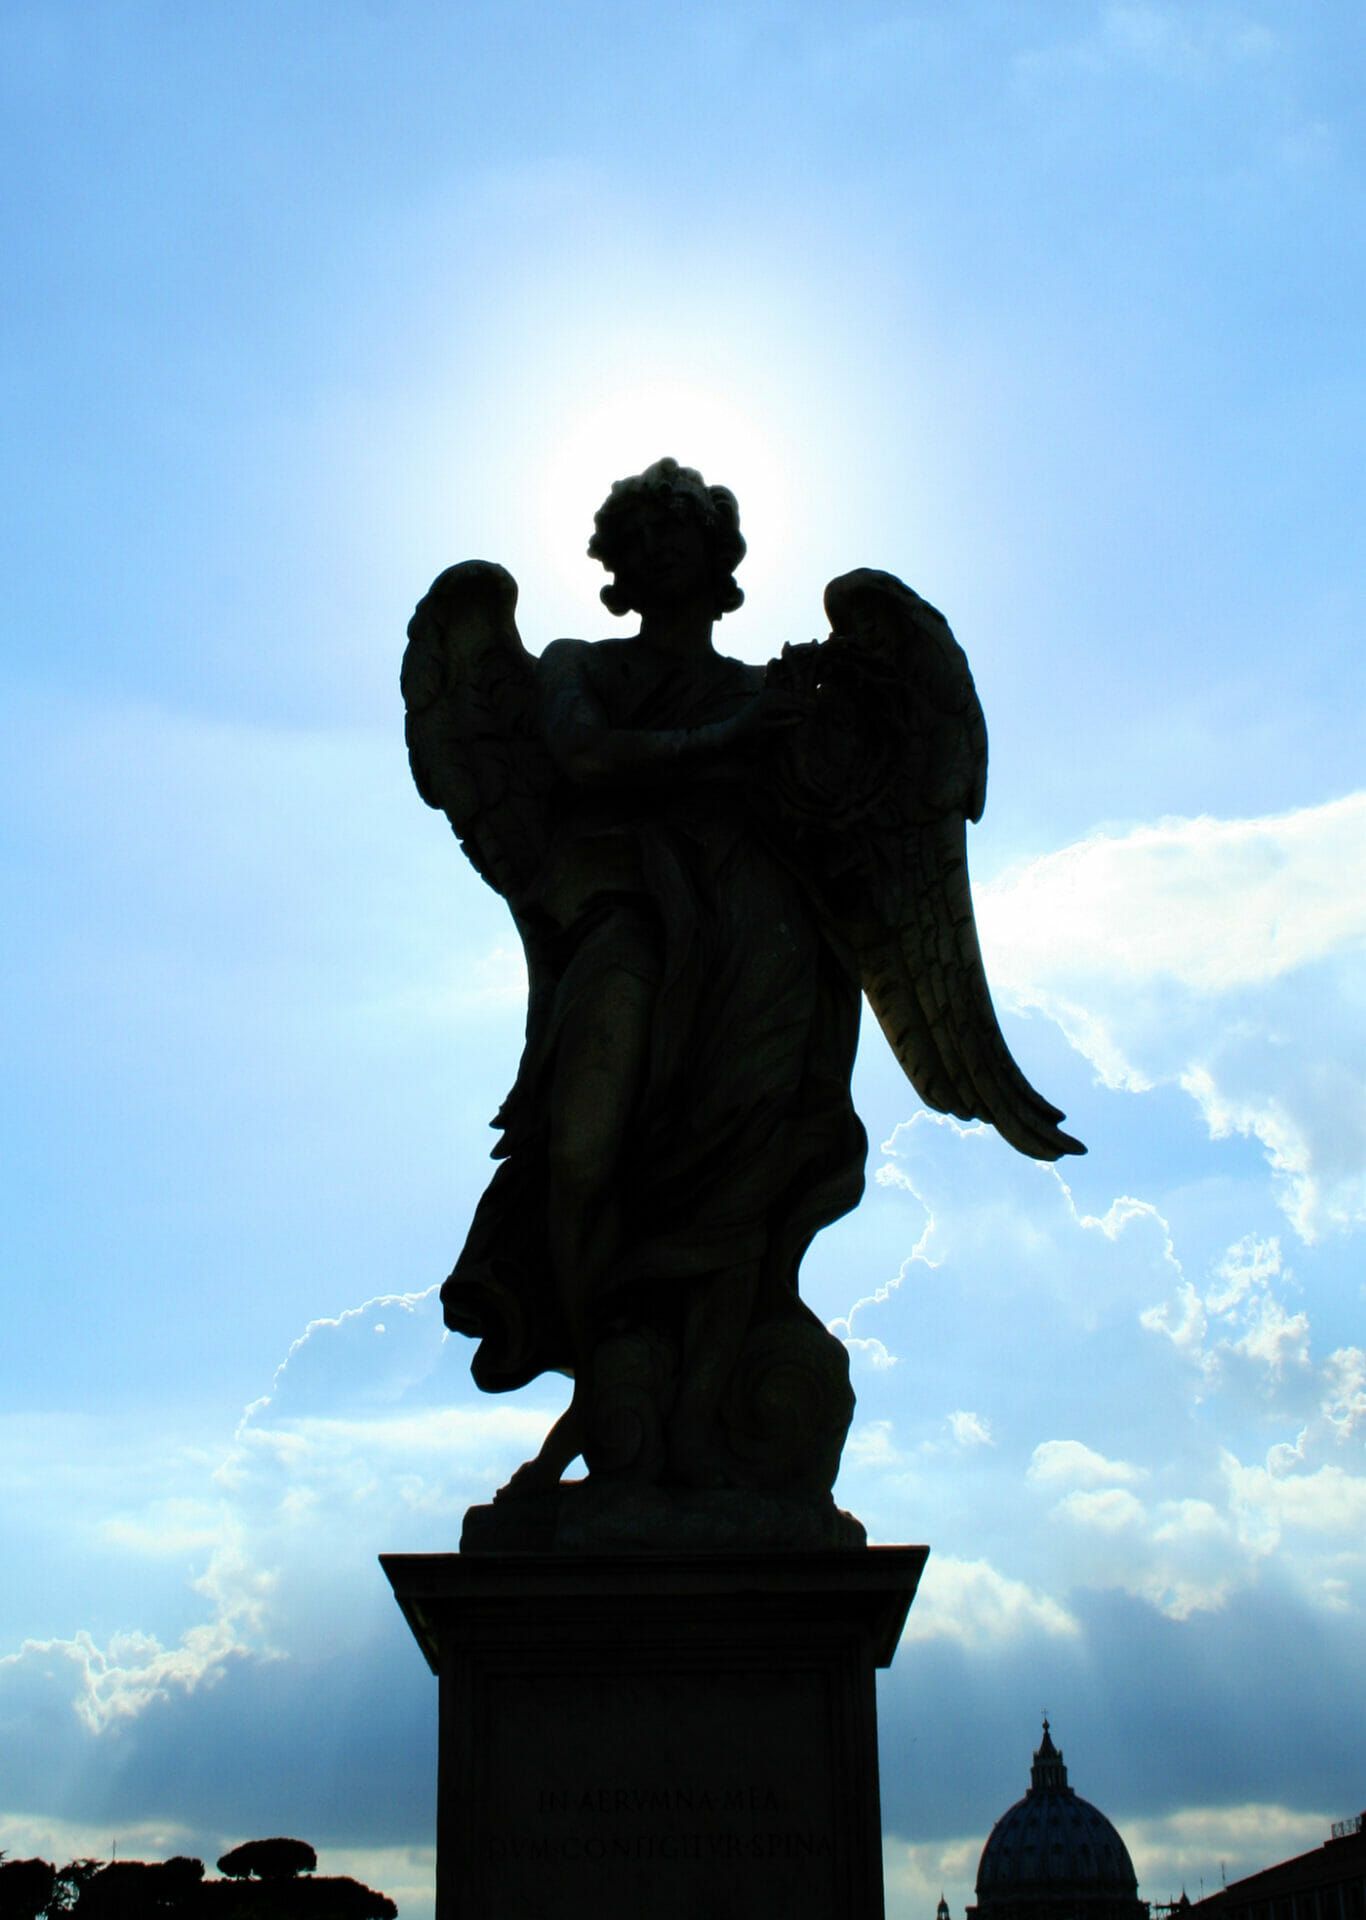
[493, 1455, 562, 1502]
[493, 1400, 582, 1502]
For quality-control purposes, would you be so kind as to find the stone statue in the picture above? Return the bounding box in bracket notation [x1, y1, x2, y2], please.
[403, 459, 1082, 1530]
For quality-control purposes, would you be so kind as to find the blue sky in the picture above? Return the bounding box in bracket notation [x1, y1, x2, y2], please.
[2, 4, 1363, 1915]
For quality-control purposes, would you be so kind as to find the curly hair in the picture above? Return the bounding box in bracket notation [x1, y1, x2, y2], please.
[587, 456, 747, 619]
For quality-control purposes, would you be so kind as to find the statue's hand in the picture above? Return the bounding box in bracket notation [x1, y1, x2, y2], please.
[723, 686, 812, 749]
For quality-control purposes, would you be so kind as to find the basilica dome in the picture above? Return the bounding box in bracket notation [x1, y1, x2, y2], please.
[968, 1723, 1147, 1920]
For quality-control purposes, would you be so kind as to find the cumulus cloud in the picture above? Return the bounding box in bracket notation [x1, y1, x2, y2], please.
[976, 795, 1366, 1240]
[1029, 1440, 1145, 1488]
[859, 1111, 1365, 1625]
[1025, 1421, 1366, 1619]
[830, 1249, 933, 1368]
[1222, 1454, 1366, 1553]
[902, 1557, 1079, 1649]
[948, 1411, 995, 1449]
[981, 797, 1366, 995]
[0, 1811, 205, 1871]
[876, 1108, 1188, 1332]
[845, 1420, 907, 1469]
[883, 1832, 984, 1920]
[0, 1285, 559, 1771]
[1142, 1235, 1311, 1386]
[1056, 1487, 1146, 1532]
[0, 1532, 272, 1734]
[1122, 1803, 1335, 1905]
[1321, 1348, 1366, 1440]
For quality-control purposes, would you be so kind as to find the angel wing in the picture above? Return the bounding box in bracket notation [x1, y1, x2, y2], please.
[400, 559, 556, 911]
[774, 568, 1083, 1162]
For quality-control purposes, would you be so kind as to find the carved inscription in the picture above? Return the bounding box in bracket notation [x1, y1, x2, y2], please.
[484, 1782, 835, 1868]
[477, 1663, 842, 1911]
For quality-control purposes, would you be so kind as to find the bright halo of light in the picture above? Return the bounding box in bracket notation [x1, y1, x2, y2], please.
[531, 380, 803, 653]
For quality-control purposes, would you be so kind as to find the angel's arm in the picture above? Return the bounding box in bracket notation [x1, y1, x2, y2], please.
[539, 639, 790, 787]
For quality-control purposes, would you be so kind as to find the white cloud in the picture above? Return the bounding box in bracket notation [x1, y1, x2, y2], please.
[98, 1500, 224, 1558]
[883, 1832, 983, 1920]
[981, 797, 1366, 994]
[1123, 1803, 1335, 1904]
[1180, 1069, 1348, 1247]
[1150, 1497, 1226, 1543]
[1038, 1488, 1242, 1621]
[1142, 1234, 1309, 1383]
[903, 1557, 1079, 1649]
[831, 1245, 937, 1365]
[1229, 1291, 1310, 1376]
[0, 1534, 272, 1735]
[976, 796, 1366, 1240]
[1322, 1348, 1366, 1440]
[0, 1286, 563, 1748]
[297, 1846, 434, 1920]
[862, 1106, 1364, 1624]
[229, 1402, 555, 1523]
[1029, 1440, 1145, 1488]
[1056, 1487, 1146, 1532]
[948, 1411, 995, 1449]
[845, 1419, 907, 1468]
[1223, 1453, 1366, 1551]
[842, 1336, 900, 1371]
[0, 1812, 204, 1873]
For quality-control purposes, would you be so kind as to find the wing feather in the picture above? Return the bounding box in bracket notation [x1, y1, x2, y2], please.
[401, 560, 555, 909]
[865, 814, 1081, 1158]
[809, 569, 1084, 1162]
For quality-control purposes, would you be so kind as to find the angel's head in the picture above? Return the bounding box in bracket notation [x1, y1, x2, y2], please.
[588, 457, 746, 620]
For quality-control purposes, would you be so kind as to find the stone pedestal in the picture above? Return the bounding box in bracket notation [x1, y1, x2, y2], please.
[382, 1541, 926, 1920]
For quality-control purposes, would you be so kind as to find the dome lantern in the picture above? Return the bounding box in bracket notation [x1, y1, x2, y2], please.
[1030, 1719, 1069, 1794]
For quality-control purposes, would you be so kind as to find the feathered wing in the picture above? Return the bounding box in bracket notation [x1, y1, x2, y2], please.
[858, 811, 1084, 1159]
[812, 569, 1084, 1161]
[400, 559, 555, 911]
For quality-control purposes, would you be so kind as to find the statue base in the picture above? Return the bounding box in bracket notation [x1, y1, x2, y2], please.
[460, 1480, 868, 1553]
[381, 1537, 926, 1920]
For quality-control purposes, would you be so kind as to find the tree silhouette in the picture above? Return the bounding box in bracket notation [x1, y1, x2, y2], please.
[0, 1858, 56, 1920]
[0, 1845, 394, 1920]
[74, 1858, 203, 1919]
[216, 1843, 317, 1883]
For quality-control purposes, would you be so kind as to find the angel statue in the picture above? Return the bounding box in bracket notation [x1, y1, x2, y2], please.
[403, 458, 1082, 1543]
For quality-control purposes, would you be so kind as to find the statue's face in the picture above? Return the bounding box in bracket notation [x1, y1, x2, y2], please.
[611, 496, 713, 612]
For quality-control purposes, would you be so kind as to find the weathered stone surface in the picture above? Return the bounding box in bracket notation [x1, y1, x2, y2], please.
[460, 1481, 867, 1553]
[382, 1545, 926, 1920]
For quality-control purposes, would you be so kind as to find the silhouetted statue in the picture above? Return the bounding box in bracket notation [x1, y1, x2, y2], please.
[404, 458, 1082, 1513]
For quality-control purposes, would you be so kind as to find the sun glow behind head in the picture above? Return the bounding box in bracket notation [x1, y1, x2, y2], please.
[403, 251, 881, 661]
[531, 379, 804, 655]
[441, 248, 874, 656]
